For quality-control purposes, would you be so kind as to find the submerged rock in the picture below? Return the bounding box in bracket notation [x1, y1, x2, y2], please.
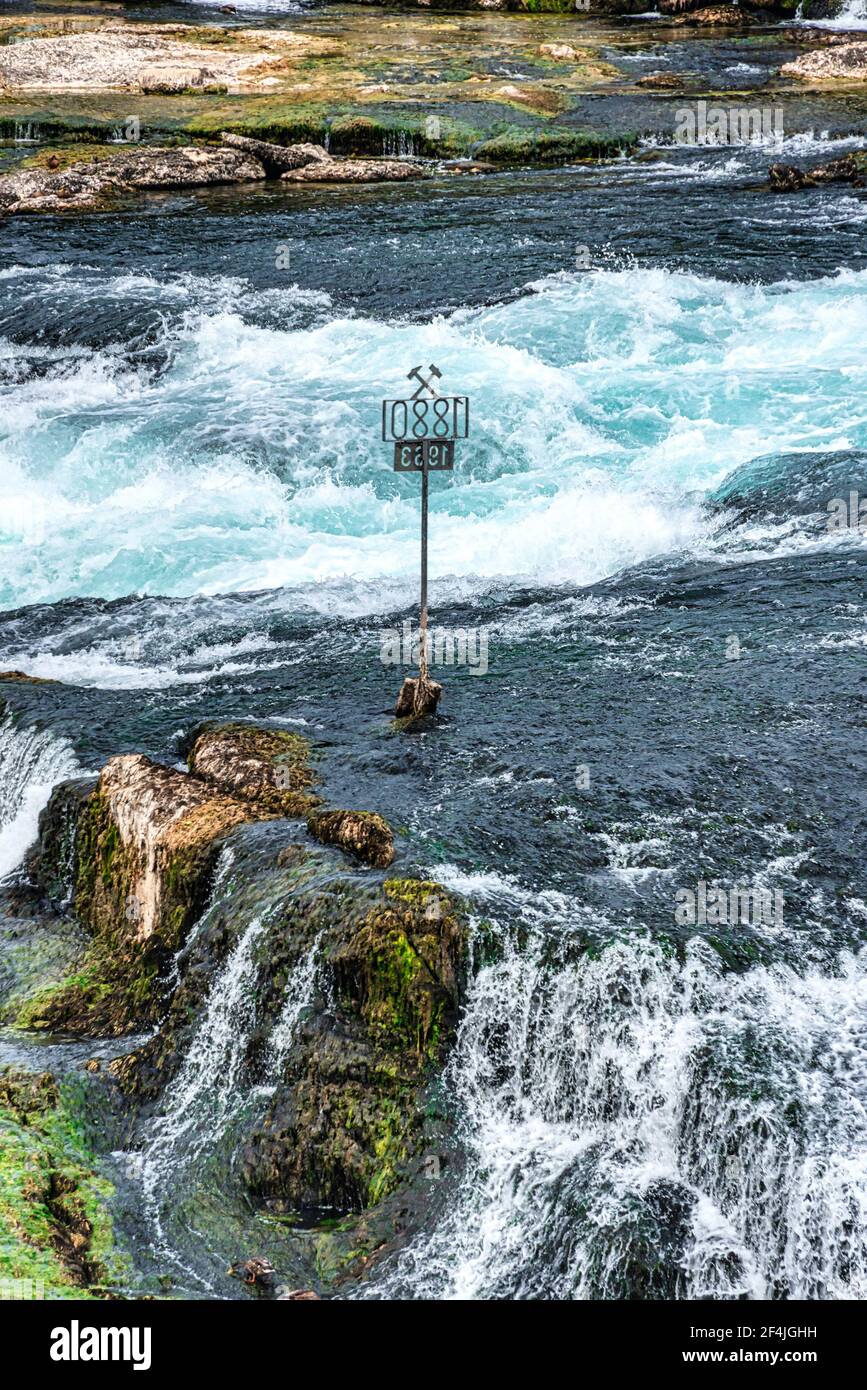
[307, 809, 395, 868]
[768, 155, 863, 191]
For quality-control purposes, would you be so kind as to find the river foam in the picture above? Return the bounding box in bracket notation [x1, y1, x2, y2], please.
[2, 264, 866, 611]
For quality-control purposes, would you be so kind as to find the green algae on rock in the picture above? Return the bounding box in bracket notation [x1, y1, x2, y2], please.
[237, 868, 465, 1214]
[0, 1069, 123, 1299]
[24, 754, 257, 1034]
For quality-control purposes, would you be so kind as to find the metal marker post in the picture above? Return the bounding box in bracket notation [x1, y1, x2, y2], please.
[419, 456, 429, 685]
[381, 365, 469, 718]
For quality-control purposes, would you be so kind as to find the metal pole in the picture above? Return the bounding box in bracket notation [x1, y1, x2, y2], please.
[419, 457, 429, 682]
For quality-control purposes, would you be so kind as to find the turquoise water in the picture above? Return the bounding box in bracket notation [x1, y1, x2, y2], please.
[2, 259, 866, 609]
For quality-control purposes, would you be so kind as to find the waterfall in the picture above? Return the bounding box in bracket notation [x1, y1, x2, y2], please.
[365, 922, 867, 1300]
[268, 931, 323, 1071]
[138, 917, 322, 1289]
[0, 711, 80, 882]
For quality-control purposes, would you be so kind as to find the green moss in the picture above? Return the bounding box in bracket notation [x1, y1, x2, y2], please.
[476, 124, 637, 164]
[18, 144, 125, 172]
[0, 1070, 125, 1299]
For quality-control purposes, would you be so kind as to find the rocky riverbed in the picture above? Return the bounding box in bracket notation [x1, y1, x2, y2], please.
[2, 0, 867, 1309]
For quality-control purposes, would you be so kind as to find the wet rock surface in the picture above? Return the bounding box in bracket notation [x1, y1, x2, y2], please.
[9, 718, 467, 1295]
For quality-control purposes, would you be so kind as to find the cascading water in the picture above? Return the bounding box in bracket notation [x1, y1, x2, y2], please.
[364, 908, 867, 1301]
[0, 711, 80, 881]
[136, 913, 322, 1293]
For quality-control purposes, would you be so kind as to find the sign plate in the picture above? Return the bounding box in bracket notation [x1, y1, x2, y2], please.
[393, 440, 455, 472]
[382, 396, 469, 444]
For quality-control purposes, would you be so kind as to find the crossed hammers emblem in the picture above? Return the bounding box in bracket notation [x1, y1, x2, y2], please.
[407, 363, 442, 400]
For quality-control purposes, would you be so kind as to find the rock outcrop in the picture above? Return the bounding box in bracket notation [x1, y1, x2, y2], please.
[19, 721, 467, 1283]
[240, 875, 464, 1212]
[782, 42, 867, 81]
[0, 147, 266, 214]
[307, 809, 395, 868]
[23, 755, 258, 1033]
[0, 25, 340, 95]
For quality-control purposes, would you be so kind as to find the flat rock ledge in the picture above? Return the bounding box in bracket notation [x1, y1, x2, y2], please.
[0, 146, 266, 214]
[0, 139, 426, 213]
[782, 42, 867, 81]
[0, 25, 340, 94]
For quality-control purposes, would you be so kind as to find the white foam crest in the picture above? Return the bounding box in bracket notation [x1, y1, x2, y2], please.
[366, 922, 867, 1300]
[0, 711, 81, 880]
[4, 265, 867, 608]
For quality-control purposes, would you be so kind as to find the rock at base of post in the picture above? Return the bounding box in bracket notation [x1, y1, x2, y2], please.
[394, 675, 442, 719]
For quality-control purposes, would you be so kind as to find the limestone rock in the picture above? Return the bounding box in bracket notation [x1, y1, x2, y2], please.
[0, 25, 340, 94]
[782, 42, 867, 80]
[0, 147, 266, 214]
[24, 755, 255, 1033]
[187, 722, 318, 817]
[307, 809, 395, 869]
[220, 131, 328, 173]
[281, 158, 425, 184]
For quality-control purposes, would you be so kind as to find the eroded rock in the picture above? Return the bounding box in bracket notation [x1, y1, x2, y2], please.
[187, 721, 318, 817]
[307, 809, 395, 869]
[281, 158, 426, 184]
[22, 754, 256, 1033]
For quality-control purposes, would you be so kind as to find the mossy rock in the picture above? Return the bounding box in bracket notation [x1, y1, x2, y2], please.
[307, 809, 395, 868]
[187, 721, 318, 817]
[0, 1069, 125, 1299]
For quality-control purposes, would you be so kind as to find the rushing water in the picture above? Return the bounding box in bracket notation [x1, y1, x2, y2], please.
[2, 114, 867, 1297]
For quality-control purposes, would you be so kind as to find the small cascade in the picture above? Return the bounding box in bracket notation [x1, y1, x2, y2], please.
[367, 924, 867, 1301]
[268, 931, 323, 1072]
[0, 711, 80, 881]
[382, 130, 417, 160]
[138, 917, 322, 1291]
